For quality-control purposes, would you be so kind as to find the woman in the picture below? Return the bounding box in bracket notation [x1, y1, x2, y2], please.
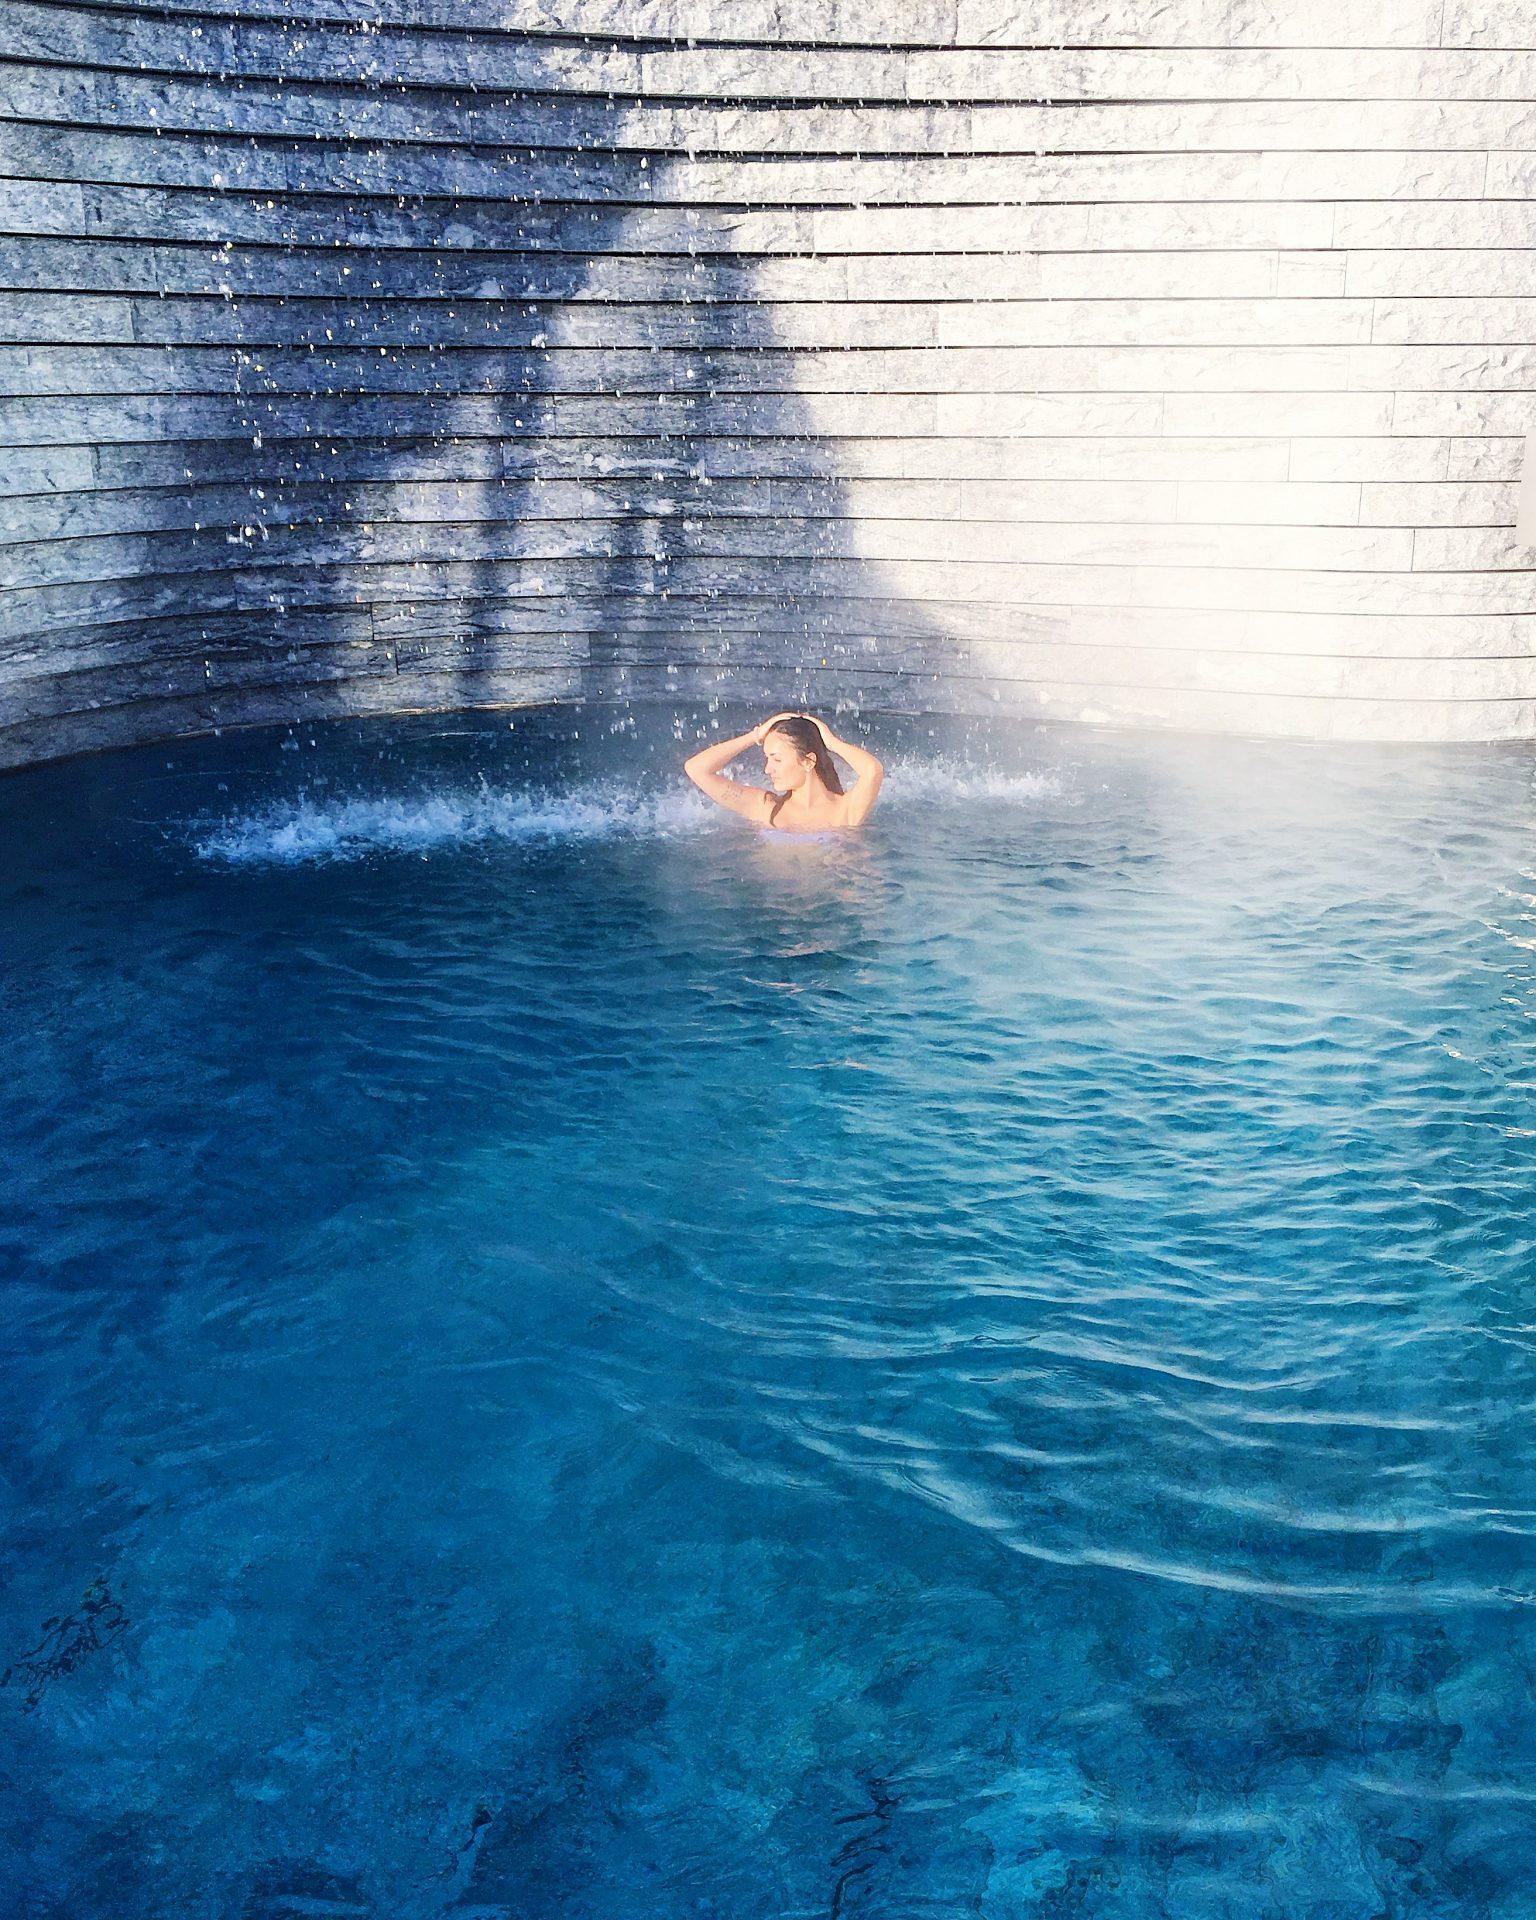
[683, 711, 884, 832]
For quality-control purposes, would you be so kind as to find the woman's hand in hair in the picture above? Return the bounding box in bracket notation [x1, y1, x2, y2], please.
[806, 715, 885, 823]
[752, 711, 802, 744]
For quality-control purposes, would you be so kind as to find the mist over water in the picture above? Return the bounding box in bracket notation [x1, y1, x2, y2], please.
[4, 703, 1535, 1919]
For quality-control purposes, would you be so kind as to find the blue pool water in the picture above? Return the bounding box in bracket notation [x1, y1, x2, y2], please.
[3, 702, 1535, 1919]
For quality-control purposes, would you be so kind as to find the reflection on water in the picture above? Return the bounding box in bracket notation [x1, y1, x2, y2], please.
[3, 702, 1535, 1918]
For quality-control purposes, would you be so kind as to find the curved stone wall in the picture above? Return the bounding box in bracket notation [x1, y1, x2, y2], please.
[3, 0, 1535, 764]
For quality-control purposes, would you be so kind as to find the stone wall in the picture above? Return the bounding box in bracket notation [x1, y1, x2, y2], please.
[3, 0, 1535, 764]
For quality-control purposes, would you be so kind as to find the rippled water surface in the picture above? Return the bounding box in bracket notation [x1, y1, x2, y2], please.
[4, 702, 1535, 1919]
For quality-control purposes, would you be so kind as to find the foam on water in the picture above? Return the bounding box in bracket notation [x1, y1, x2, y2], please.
[189, 756, 1064, 865]
[190, 780, 716, 865]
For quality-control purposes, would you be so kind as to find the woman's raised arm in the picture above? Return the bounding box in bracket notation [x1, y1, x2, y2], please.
[807, 716, 885, 825]
[682, 727, 772, 821]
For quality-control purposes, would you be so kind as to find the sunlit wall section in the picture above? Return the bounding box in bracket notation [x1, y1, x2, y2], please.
[2, 0, 1535, 765]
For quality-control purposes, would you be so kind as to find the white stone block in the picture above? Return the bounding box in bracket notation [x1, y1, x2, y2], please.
[1392, 392, 1536, 436]
[1173, 481, 1361, 525]
[1485, 154, 1536, 196]
[957, 480, 1180, 520]
[1440, 3, 1536, 48]
[1359, 482, 1515, 527]
[1085, 203, 1334, 249]
[1163, 392, 1394, 436]
[1413, 525, 1536, 570]
[1335, 202, 1536, 249]
[1037, 252, 1275, 299]
[953, 0, 1441, 47]
[1447, 439, 1525, 482]
[907, 47, 1536, 103]
[1289, 439, 1451, 481]
[1372, 300, 1536, 344]
[1349, 252, 1536, 299]
[812, 205, 1090, 252]
[1256, 151, 1484, 199]
[1221, 0, 1444, 47]
[933, 393, 1164, 434]
[935, 299, 1374, 348]
[1348, 343, 1536, 388]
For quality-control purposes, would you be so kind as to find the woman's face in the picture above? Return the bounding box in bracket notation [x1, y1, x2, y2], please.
[762, 730, 813, 792]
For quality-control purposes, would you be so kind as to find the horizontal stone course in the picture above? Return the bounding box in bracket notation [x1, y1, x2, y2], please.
[12, 473, 1511, 545]
[14, 594, 1536, 686]
[9, 342, 1536, 399]
[5, 293, 1410, 349]
[4, 426, 1521, 493]
[0, 125, 1493, 202]
[6, 474, 1379, 540]
[11, 552, 1534, 638]
[11, 0, 1469, 51]
[34, 289, 1526, 354]
[46, 184, 1536, 253]
[3, 510, 1432, 589]
[14, 64, 1536, 154]
[17, 238, 1449, 303]
[14, 9, 1536, 99]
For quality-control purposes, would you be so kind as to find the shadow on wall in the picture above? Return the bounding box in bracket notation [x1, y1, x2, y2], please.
[0, 11, 951, 766]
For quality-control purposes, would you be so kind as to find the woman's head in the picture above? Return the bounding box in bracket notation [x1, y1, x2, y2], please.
[763, 715, 844, 795]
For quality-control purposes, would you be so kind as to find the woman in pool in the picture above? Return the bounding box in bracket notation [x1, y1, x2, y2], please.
[683, 711, 884, 832]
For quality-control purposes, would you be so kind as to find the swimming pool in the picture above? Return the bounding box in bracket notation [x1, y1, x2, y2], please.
[3, 703, 1534, 1918]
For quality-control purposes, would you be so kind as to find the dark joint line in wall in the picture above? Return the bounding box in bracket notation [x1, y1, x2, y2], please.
[7, 116, 1502, 163]
[19, 5, 1407, 56]
[11, 59, 1500, 110]
[9, 158, 1497, 212]
[8, 232, 1530, 261]
[0, 178, 1467, 215]
[3, 241, 1524, 266]
[0, 291, 1444, 310]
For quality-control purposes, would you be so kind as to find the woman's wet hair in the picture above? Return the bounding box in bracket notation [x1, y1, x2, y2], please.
[766, 716, 844, 794]
[764, 715, 843, 825]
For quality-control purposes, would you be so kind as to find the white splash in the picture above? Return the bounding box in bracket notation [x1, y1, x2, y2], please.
[904, 755, 1062, 805]
[191, 781, 716, 864]
[189, 757, 1062, 866]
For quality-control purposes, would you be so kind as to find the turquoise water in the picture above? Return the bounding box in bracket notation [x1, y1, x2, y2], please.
[3, 703, 1535, 1919]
